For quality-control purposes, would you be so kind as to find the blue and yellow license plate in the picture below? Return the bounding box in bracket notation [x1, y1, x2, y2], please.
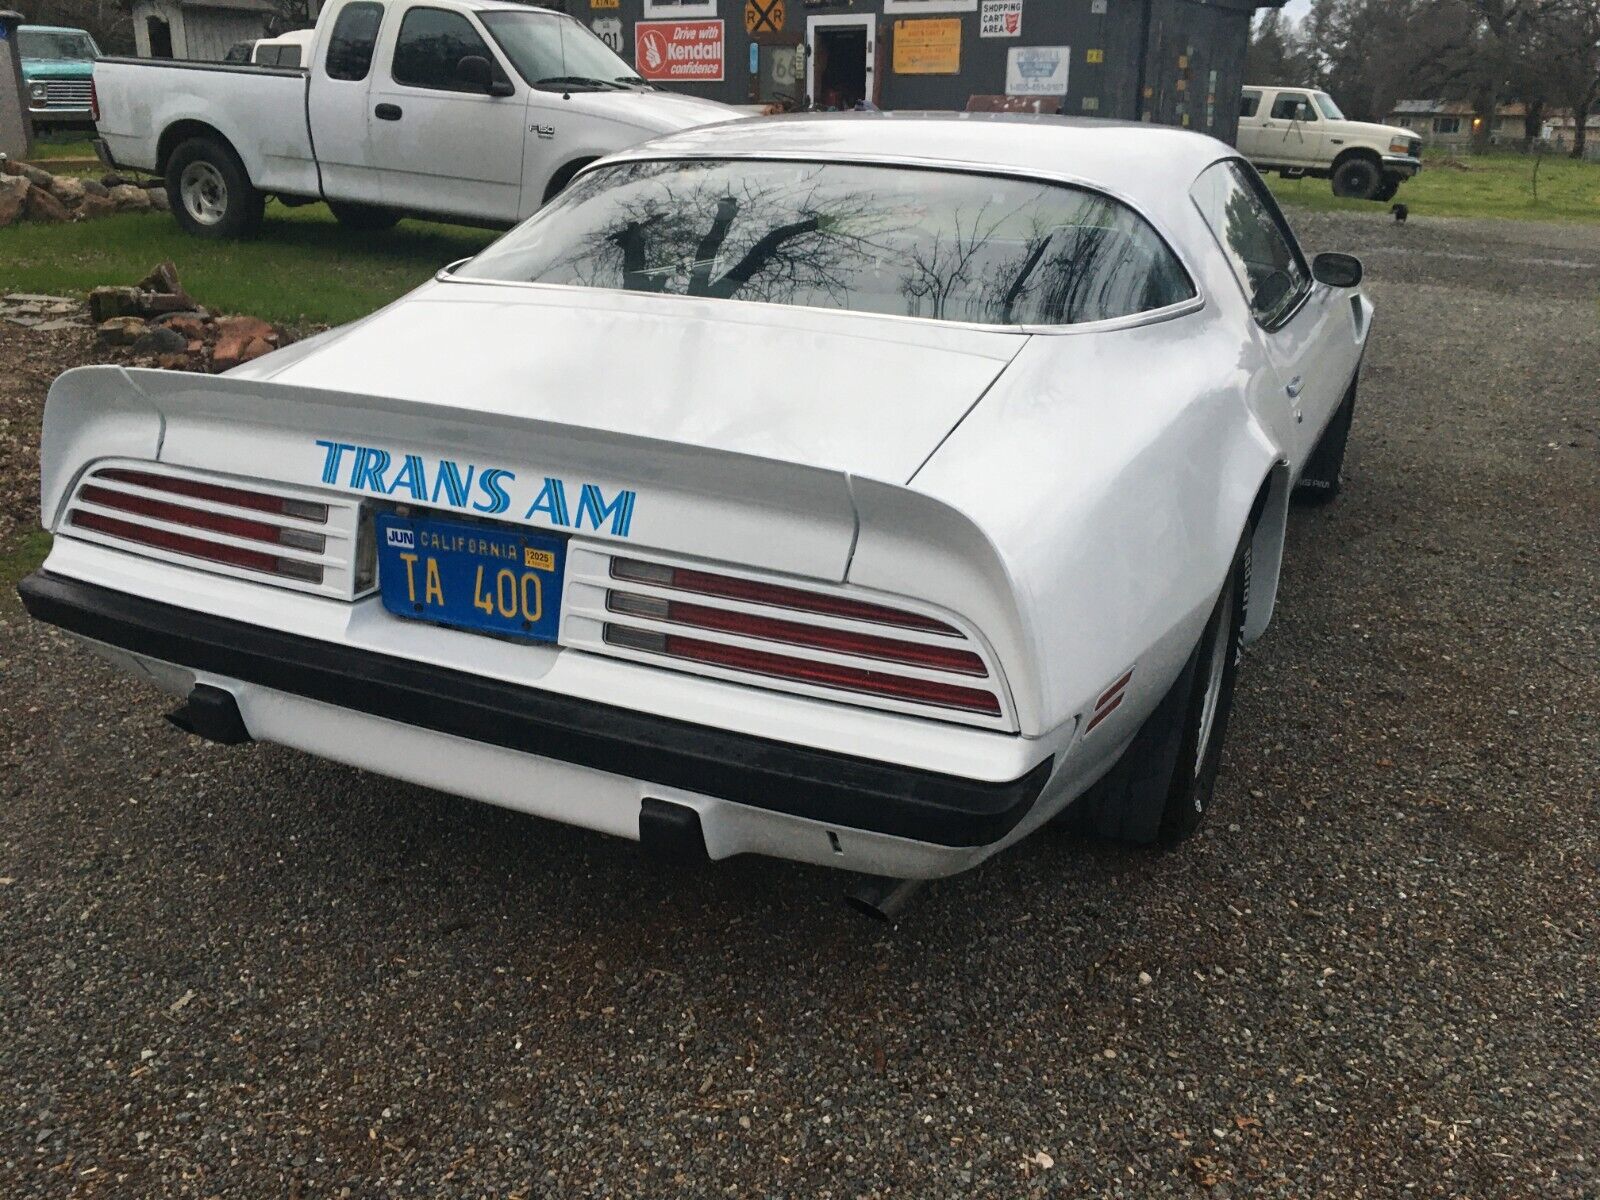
[375, 513, 566, 644]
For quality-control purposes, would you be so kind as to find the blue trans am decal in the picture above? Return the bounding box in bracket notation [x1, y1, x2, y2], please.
[315, 440, 636, 538]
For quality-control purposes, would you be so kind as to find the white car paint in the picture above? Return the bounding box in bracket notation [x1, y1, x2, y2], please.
[92, 0, 737, 225]
[25, 115, 1372, 881]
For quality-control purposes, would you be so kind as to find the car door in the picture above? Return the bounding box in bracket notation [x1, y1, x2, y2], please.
[307, 0, 390, 205]
[1235, 89, 1267, 157]
[1192, 160, 1353, 471]
[366, 4, 528, 222]
[1265, 91, 1324, 168]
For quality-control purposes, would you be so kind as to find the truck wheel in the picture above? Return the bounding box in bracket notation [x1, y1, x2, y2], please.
[329, 201, 401, 232]
[1331, 157, 1382, 200]
[1373, 177, 1401, 202]
[1295, 377, 1357, 505]
[166, 137, 264, 239]
[1061, 534, 1248, 845]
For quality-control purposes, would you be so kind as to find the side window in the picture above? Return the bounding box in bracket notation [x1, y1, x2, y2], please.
[279, 45, 302, 68]
[325, 2, 384, 82]
[1270, 94, 1315, 122]
[392, 7, 502, 91]
[1240, 91, 1261, 119]
[1191, 160, 1309, 328]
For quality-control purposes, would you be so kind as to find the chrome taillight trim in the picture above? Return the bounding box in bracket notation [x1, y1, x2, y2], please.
[59, 459, 373, 601]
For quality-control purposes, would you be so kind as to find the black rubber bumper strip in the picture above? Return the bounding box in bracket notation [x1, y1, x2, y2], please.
[19, 572, 1051, 848]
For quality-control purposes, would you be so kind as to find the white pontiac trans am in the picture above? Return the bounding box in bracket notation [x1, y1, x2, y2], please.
[21, 115, 1371, 901]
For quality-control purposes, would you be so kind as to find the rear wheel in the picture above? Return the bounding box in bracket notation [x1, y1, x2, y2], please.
[1063, 534, 1249, 845]
[1331, 156, 1383, 200]
[165, 136, 263, 239]
[1294, 378, 1357, 504]
[329, 201, 401, 232]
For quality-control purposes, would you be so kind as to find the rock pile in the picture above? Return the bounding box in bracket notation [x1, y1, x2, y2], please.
[0, 158, 169, 227]
[86, 262, 297, 372]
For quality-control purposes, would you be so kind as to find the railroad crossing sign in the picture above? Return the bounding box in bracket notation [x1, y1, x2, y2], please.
[745, 0, 785, 35]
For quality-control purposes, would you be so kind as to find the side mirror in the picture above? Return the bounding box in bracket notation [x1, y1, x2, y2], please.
[456, 54, 511, 96]
[1312, 251, 1363, 289]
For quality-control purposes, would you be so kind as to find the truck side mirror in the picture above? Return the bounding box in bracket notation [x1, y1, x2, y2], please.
[1312, 252, 1363, 288]
[456, 55, 511, 97]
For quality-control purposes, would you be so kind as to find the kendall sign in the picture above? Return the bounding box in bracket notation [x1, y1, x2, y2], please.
[636, 20, 725, 83]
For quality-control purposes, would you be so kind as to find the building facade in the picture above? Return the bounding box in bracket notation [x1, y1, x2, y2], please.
[576, 0, 1279, 146]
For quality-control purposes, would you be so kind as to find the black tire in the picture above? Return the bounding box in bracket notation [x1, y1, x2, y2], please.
[1062, 535, 1249, 845]
[1373, 176, 1401, 202]
[328, 201, 401, 232]
[165, 136, 264, 239]
[1294, 377, 1357, 505]
[1331, 156, 1383, 200]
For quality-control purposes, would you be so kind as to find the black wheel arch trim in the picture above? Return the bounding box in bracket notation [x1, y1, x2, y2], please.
[18, 571, 1051, 848]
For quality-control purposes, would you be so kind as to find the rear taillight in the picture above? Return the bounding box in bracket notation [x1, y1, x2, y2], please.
[596, 556, 1006, 721]
[61, 463, 370, 598]
[89, 78, 100, 124]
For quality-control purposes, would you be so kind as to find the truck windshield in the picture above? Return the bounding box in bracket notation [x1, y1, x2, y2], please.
[460, 159, 1196, 327]
[478, 11, 643, 90]
[18, 29, 100, 60]
[1312, 92, 1346, 121]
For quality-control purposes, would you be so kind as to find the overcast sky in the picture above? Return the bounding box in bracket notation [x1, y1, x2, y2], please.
[1281, 0, 1312, 18]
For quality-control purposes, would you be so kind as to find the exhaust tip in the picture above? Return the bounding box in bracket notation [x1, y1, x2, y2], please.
[845, 875, 925, 922]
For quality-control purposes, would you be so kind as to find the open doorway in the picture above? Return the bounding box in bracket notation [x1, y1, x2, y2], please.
[807, 15, 873, 111]
[146, 17, 174, 58]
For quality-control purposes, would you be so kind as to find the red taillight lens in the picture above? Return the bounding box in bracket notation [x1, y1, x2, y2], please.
[605, 626, 1002, 716]
[94, 468, 328, 523]
[89, 78, 100, 124]
[608, 591, 986, 675]
[69, 510, 322, 583]
[79, 485, 325, 552]
[611, 557, 958, 634]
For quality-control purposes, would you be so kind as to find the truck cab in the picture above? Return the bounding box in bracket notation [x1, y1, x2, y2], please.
[18, 24, 100, 132]
[1238, 85, 1423, 202]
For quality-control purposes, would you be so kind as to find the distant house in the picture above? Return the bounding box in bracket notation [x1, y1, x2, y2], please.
[1387, 99, 1556, 148]
[130, 0, 281, 62]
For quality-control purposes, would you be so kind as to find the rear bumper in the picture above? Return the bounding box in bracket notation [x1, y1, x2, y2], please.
[93, 137, 117, 169]
[19, 571, 1053, 868]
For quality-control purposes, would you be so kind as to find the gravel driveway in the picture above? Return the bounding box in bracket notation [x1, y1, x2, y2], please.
[1, 210, 1596, 1198]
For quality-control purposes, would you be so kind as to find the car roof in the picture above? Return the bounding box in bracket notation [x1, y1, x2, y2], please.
[20, 24, 95, 34]
[608, 112, 1236, 221]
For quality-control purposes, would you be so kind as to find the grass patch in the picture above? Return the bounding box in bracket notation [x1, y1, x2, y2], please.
[2, 203, 497, 326]
[26, 137, 97, 160]
[1269, 150, 1600, 223]
[0, 530, 51, 594]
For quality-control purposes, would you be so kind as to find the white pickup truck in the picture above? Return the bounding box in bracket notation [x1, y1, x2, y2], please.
[1238, 86, 1423, 202]
[92, 0, 736, 237]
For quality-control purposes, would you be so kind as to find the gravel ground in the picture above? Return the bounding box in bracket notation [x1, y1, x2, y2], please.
[1, 210, 1596, 1198]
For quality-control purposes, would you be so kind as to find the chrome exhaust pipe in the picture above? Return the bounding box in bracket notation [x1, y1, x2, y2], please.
[845, 875, 925, 922]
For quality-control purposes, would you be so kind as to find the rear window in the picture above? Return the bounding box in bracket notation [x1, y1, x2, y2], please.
[460, 159, 1195, 327]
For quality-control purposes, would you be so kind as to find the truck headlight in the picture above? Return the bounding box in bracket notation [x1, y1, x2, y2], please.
[1389, 139, 1411, 155]
[29, 81, 49, 103]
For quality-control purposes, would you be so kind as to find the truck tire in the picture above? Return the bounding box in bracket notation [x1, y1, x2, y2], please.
[1294, 377, 1357, 505]
[1061, 534, 1249, 845]
[1330, 156, 1382, 200]
[166, 136, 264, 239]
[1373, 176, 1401, 203]
[328, 201, 401, 232]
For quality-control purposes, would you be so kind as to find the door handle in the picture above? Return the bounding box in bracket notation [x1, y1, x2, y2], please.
[1286, 376, 1304, 399]
[375, 103, 403, 121]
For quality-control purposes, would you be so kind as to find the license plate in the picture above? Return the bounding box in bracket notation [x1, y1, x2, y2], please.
[375, 513, 566, 644]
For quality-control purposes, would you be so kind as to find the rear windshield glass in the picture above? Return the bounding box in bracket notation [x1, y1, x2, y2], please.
[460, 159, 1195, 326]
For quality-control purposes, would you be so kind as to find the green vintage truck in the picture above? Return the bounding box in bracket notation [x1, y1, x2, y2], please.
[19, 25, 100, 133]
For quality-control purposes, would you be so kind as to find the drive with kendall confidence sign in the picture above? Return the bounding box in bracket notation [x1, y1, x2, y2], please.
[636, 20, 725, 83]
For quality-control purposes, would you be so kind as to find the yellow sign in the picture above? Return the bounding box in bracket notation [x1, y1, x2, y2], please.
[893, 18, 960, 75]
[1085, 48, 1104, 64]
[745, 0, 785, 33]
[591, 0, 619, 8]
[523, 547, 556, 572]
